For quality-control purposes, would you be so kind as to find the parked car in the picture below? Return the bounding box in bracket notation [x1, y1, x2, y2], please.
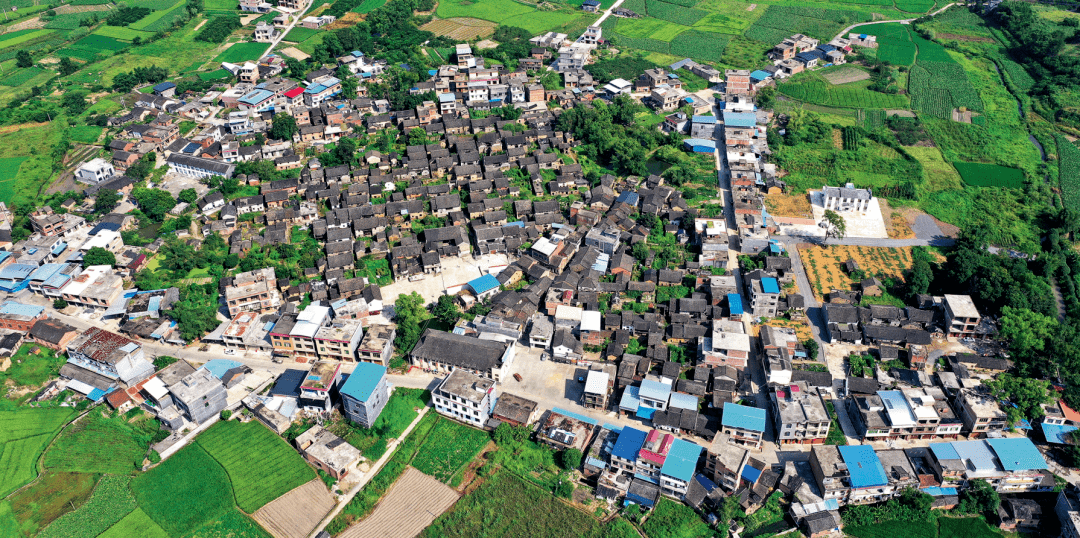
[513, 373, 522, 382]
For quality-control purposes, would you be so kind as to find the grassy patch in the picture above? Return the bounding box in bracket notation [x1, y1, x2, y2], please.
[937, 516, 1001, 538]
[330, 388, 428, 460]
[6, 471, 98, 538]
[44, 410, 163, 474]
[642, 497, 717, 538]
[283, 26, 319, 42]
[824, 400, 847, 445]
[132, 443, 234, 537]
[98, 508, 169, 538]
[953, 161, 1024, 188]
[0, 343, 65, 396]
[213, 42, 268, 63]
[182, 509, 272, 538]
[0, 29, 54, 49]
[422, 471, 625, 538]
[37, 474, 137, 538]
[196, 420, 315, 513]
[845, 520, 938, 538]
[779, 72, 909, 109]
[91, 25, 153, 41]
[0, 407, 76, 497]
[412, 417, 491, 483]
[68, 125, 103, 144]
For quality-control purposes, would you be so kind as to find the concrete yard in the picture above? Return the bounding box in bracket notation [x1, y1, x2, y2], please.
[809, 190, 887, 239]
[380, 253, 510, 305]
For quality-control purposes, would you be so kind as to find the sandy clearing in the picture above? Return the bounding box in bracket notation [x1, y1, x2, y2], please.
[252, 479, 336, 538]
[281, 46, 310, 60]
[339, 467, 459, 538]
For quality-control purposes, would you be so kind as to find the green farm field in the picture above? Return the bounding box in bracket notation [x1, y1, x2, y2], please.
[411, 417, 490, 483]
[953, 161, 1025, 188]
[1, 471, 97, 538]
[435, 0, 588, 34]
[132, 443, 235, 537]
[98, 508, 169, 538]
[284, 26, 320, 42]
[214, 42, 268, 63]
[92, 25, 154, 41]
[779, 74, 910, 109]
[37, 474, 137, 538]
[0, 407, 75, 497]
[0, 29, 54, 49]
[196, 420, 315, 513]
[43, 411, 163, 475]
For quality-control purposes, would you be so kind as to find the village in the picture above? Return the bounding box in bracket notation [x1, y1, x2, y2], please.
[0, 11, 1076, 538]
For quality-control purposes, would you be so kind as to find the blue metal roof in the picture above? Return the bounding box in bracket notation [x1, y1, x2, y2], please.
[639, 379, 672, 403]
[683, 138, 716, 149]
[0, 264, 35, 280]
[620, 385, 641, 410]
[1043, 423, 1079, 444]
[340, 362, 387, 403]
[749, 70, 771, 82]
[636, 406, 656, 419]
[727, 293, 743, 315]
[468, 274, 500, 294]
[951, 440, 998, 471]
[761, 277, 780, 294]
[741, 463, 762, 483]
[612, 426, 647, 461]
[669, 58, 694, 70]
[692, 115, 716, 124]
[929, 442, 960, 461]
[838, 445, 888, 488]
[668, 392, 698, 411]
[0, 301, 42, 318]
[204, 359, 242, 379]
[239, 89, 274, 105]
[153, 82, 176, 92]
[552, 406, 598, 426]
[616, 191, 639, 205]
[661, 438, 702, 482]
[694, 473, 718, 493]
[723, 111, 757, 128]
[722, 402, 766, 432]
[27, 263, 63, 282]
[986, 438, 1046, 471]
[921, 486, 959, 497]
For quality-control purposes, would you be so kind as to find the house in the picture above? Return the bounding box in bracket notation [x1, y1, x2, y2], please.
[65, 327, 154, 386]
[294, 426, 362, 479]
[169, 367, 228, 424]
[76, 158, 116, 184]
[943, 294, 980, 339]
[659, 438, 702, 499]
[410, 328, 515, 381]
[314, 319, 364, 362]
[166, 154, 236, 179]
[0, 301, 46, 333]
[224, 267, 280, 317]
[297, 360, 341, 412]
[539, 407, 597, 452]
[704, 432, 748, 493]
[839, 445, 889, 504]
[529, 316, 554, 348]
[700, 320, 751, 368]
[810, 445, 852, 502]
[339, 362, 389, 428]
[582, 0, 600, 12]
[356, 324, 395, 365]
[582, 369, 611, 410]
[721, 402, 766, 449]
[955, 388, 1007, 437]
[770, 381, 830, 445]
[28, 318, 79, 351]
[432, 369, 496, 428]
[822, 184, 872, 213]
[491, 392, 539, 427]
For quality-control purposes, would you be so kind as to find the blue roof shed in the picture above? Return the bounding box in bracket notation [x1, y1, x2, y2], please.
[838, 445, 888, 488]
[612, 426, 648, 461]
[467, 274, 500, 295]
[727, 293, 744, 315]
[762, 277, 780, 294]
[661, 438, 702, 483]
[153, 81, 176, 93]
[339, 362, 387, 403]
[721, 402, 766, 432]
[639, 379, 672, 403]
[749, 70, 771, 82]
[692, 115, 717, 124]
[1043, 423, 1079, 444]
[723, 111, 757, 128]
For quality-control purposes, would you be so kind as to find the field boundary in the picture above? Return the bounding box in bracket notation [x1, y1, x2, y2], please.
[3, 405, 89, 501]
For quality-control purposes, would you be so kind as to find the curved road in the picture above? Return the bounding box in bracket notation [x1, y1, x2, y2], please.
[831, 2, 957, 42]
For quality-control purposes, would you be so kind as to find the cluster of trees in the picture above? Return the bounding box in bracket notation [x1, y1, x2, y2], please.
[585, 56, 659, 84]
[393, 291, 429, 356]
[992, 3, 1080, 124]
[195, 16, 241, 43]
[484, 26, 535, 70]
[556, 95, 680, 176]
[131, 187, 177, 222]
[310, 0, 438, 70]
[982, 373, 1053, 426]
[106, 6, 151, 26]
[112, 65, 168, 93]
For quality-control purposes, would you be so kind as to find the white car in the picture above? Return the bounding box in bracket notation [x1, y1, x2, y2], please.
[224, 349, 235, 355]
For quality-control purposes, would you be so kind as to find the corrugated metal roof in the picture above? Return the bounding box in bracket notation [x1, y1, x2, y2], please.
[723, 111, 757, 128]
[761, 277, 780, 294]
[838, 445, 887, 488]
[951, 440, 997, 471]
[612, 426, 647, 461]
[339, 362, 387, 402]
[468, 274, 500, 294]
[668, 392, 698, 411]
[986, 438, 1046, 471]
[1042, 423, 1078, 444]
[551, 406, 598, 426]
[721, 402, 766, 432]
[728, 293, 743, 315]
[741, 463, 762, 483]
[639, 379, 672, 402]
[929, 442, 960, 461]
[620, 385, 641, 411]
[661, 438, 702, 482]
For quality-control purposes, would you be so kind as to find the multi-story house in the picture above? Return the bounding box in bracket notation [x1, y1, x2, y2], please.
[943, 294, 981, 339]
[810, 445, 852, 502]
[610, 426, 647, 475]
[635, 429, 673, 482]
[720, 402, 766, 449]
[432, 369, 496, 428]
[356, 324, 395, 365]
[340, 362, 390, 428]
[659, 438, 702, 499]
[955, 388, 1008, 438]
[704, 432, 749, 493]
[839, 445, 891, 504]
[169, 367, 228, 424]
[700, 319, 751, 369]
[298, 360, 341, 412]
[270, 303, 331, 362]
[314, 319, 364, 362]
[224, 267, 280, 317]
[66, 327, 154, 385]
[770, 381, 830, 445]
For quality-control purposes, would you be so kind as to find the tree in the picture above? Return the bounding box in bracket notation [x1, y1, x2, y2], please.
[15, 50, 32, 68]
[220, 409, 232, 420]
[59, 57, 78, 76]
[61, 91, 88, 115]
[269, 113, 298, 141]
[494, 423, 531, 446]
[408, 127, 430, 146]
[982, 373, 1053, 426]
[219, 176, 240, 196]
[756, 85, 776, 110]
[560, 448, 582, 470]
[958, 479, 1000, 516]
[432, 294, 460, 325]
[823, 209, 846, 239]
[224, 253, 240, 268]
[178, 188, 198, 204]
[94, 189, 121, 214]
[126, 152, 156, 181]
[340, 74, 358, 100]
[998, 306, 1056, 357]
[631, 241, 650, 263]
[908, 246, 934, 297]
[393, 292, 429, 354]
[83, 247, 116, 267]
[803, 338, 819, 361]
[168, 284, 221, 341]
[53, 299, 68, 310]
[132, 187, 177, 222]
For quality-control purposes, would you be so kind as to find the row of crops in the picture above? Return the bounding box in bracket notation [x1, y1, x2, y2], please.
[778, 77, 910, 109]
[609, 28, 730, 62]
[1059, 135, 1080, 212]
[643, 0, 708, 26]
[745, 5, 871, 43]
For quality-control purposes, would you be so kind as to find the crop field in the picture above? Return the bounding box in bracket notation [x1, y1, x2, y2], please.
[341, 467, 459, 538]
[129, 2, 187, 31]
[214, 42, 268, 63]
[182, 510, 272, 538]
[284, 26, 319, 42]
[253, 479, 335, 538]
[420, 18, 498, 40]
[37, 475, 137, 538]
[69, 125, 103, 144]
[67, 34, 129, 54]
[799, 245, 913, 298]
[352, 0, 386, 13]
[0, 407, 75, 497]
[953, 161, 1025, 188]
[856, 24, 918, 66]
[821, 65, 870, 84]
[745, 5, 870, 43]
[5, 471, 98, 537]
[0, 29, 54, 49]
[937, 516, 1001, 538]
[436, 0, 547, 24]
[0, 157, 27, 183]
[132, 443, 234, 537]
[0, 66, 49, 87]
[45, 11, 105, 29]
[92, 25, 153, 41]
[1059, 136, 1080, 212]
[906, 146, 963, 193]
[779, 76, 909, 109]
[411, 418, 490, 483]
[98, 508, 169, 538]
[500, 10, 583, 33]
[196, 420, 316, 513]
[642, 498, 715, 538]
[43, 411, 161, 474]
[645, 0, 708, 26]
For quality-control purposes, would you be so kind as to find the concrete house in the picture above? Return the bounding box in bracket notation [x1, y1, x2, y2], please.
[169, 367, 228, 424]
[432, 368, 496, 428]
[340, 362, 390, 428]
[295, 425, 362, 479]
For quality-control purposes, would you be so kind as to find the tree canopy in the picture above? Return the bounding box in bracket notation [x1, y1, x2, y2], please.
[83, 247, 116, 267]
[132, 187, 177, 222]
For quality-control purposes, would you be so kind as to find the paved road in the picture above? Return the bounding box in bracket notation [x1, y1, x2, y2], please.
[830, 2, 956, 41]
[263, 0, 310, 59]
[593, 0, 628, 27]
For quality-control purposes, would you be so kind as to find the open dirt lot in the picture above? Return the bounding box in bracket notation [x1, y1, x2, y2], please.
[822, 65, 870, 85]
[253, 479, 336, 538]
[420, 17, 497, 40]
[798, 244, 913, 299]
[340, 467, 459, 538]
[765, 192, 813, 219]
[280, 46, 310, 60]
